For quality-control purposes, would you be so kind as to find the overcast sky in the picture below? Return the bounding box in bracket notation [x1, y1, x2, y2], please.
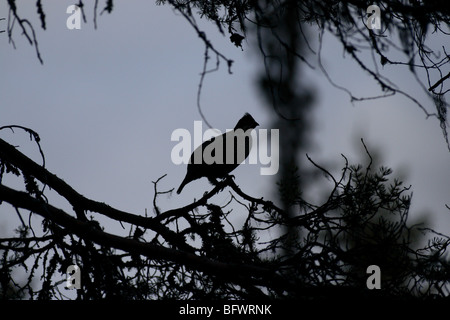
[1, 1, 449, 244]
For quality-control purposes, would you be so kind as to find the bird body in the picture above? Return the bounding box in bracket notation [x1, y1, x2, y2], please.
[177, 113, 259, 194]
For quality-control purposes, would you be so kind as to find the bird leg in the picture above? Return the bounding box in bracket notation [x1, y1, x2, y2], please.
[208, 177, 220, 185]
[221, 175, 235, 191]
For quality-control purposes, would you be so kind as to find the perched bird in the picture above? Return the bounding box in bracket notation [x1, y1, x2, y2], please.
[177, 113, 259, 194]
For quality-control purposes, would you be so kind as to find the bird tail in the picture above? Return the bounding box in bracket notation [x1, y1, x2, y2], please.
[176, 177, 189, 194]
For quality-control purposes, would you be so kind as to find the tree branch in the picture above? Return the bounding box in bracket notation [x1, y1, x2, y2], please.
[0, 183, 277, 285]
[0, 137, 191, 252]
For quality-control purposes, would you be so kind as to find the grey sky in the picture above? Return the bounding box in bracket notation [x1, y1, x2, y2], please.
[1, 0, 449, 245]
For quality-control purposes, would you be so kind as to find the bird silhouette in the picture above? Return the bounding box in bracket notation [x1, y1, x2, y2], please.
[177, 113, 259, 194]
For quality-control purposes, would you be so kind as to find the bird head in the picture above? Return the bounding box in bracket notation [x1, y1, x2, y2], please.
[234, 113, 259, 131]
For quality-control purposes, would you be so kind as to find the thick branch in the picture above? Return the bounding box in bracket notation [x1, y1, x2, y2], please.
[429, 71, 450, 92]
[0, 184, 276, 285]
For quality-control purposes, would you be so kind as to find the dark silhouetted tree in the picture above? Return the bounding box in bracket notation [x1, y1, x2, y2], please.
[1, 0, 450, 300]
